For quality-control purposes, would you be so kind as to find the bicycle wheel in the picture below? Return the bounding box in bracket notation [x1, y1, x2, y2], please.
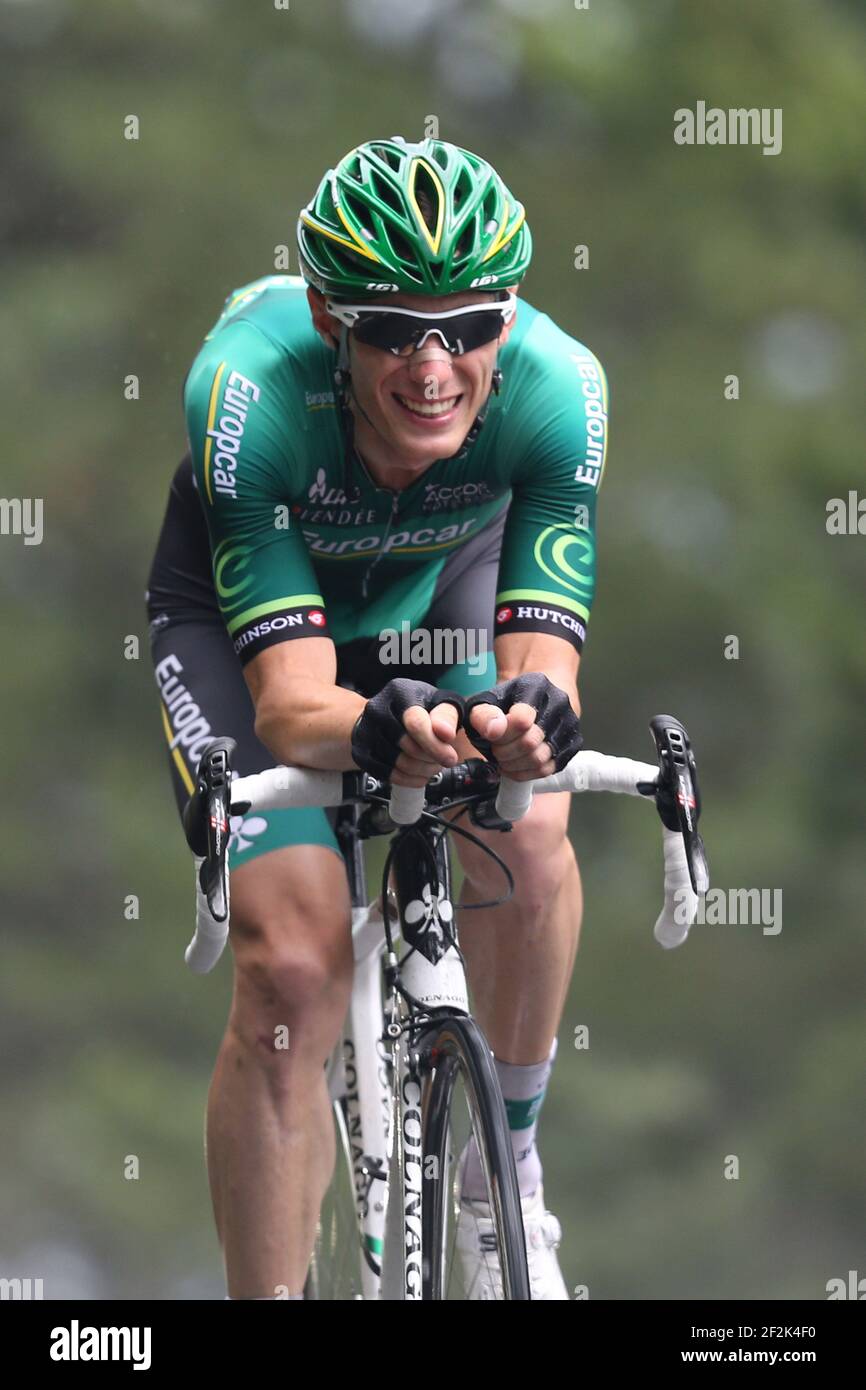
[304, 1094, 364, 1300]
[419, 1016, 530, 1300]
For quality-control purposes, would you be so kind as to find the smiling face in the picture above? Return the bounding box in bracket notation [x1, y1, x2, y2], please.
[308, 287, 516, 483]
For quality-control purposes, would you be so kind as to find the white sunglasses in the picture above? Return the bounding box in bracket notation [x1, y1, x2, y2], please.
[325, 293, 517, 355]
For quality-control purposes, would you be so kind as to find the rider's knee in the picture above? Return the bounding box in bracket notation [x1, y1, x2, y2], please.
[458, 796, 576, 913]
[229, 860, 352, 1024]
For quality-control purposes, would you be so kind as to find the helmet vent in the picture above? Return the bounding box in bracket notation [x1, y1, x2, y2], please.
[379, 142, 403, 168]
[372, 171, 404, 216]
[453, 167, 473, 207]
[413, 166, 440, 235]
[342, 190, 374, 239]
[388, 227, 415, 266]
[454, 225, 475, 262]
[333, 246, 367, 275]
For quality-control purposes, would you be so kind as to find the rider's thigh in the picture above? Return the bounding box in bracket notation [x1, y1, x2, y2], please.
[226, 844, 353, 1057]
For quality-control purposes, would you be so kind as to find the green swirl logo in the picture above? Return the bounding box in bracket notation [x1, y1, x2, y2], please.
[532, 525, 595, 601]
[214, 541, 255, 612]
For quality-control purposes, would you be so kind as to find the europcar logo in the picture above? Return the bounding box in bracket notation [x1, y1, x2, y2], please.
[570, 352, 607, 488]
[303, 518, 478, 558]
[206, 369, 261, 501]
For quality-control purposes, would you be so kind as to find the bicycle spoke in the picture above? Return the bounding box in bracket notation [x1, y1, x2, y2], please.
[437, 1066, 514, 1300]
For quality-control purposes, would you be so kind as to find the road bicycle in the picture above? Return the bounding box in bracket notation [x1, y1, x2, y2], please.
[181, 716, 708, 1300]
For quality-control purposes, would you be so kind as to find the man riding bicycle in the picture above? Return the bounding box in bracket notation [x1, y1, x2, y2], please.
[146, 136, 608, 1300]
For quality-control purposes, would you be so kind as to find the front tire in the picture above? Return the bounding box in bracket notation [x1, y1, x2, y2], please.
[419, 1016, 530, 1300]
[304, 1090, 364, 1300]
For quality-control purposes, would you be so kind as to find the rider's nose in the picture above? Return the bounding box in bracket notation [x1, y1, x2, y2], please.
[406, 349, 454, 393]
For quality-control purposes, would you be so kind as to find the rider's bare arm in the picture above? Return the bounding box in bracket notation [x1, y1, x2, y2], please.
[245, 637, 360, 769]
[245, 638, 460, 786]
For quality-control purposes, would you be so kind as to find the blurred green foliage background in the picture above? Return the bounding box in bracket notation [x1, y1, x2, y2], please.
[1, 0, 864, 1299]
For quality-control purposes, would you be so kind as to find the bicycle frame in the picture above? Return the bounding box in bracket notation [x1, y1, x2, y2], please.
[327, 798, 477, 1300]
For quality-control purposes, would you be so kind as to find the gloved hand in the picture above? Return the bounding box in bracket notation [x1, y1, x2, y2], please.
[351, 679, 465, 783]
[464, 673, 582, 778]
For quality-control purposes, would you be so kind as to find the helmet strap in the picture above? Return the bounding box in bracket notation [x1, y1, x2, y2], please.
[333, 324, 352, 400]
[334, 327, 364, 503]
[445, 359, 503, 461]
[335, 325, 380, 438]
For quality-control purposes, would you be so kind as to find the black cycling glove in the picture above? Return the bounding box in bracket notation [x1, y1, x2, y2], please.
[351, 679, 465, 781]
[464, 673, 583, 772]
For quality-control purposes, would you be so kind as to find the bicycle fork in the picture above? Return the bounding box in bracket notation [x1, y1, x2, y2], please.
[334, 903, 393, 1301]
[334, 814, 474, 1299]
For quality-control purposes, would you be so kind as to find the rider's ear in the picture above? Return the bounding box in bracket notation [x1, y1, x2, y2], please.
[307, 287, 339, 349]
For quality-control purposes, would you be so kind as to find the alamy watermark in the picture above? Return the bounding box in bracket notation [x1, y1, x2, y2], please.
[50, 1321, 151, 1370]
[379, 620, 489, 677]
[827, 1270, 866, 1299]
[674, 887, 783, 935]
[0, 497, 43, 545]
[674, 102, 782, 156]
[1, 1276, 44, 1299]
[826, 491, 865, 535]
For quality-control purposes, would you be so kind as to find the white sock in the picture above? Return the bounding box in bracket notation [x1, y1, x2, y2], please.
[460, 1037, 558, 1201]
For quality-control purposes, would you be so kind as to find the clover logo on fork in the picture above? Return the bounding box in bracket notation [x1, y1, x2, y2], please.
[403, 884, 454, 964]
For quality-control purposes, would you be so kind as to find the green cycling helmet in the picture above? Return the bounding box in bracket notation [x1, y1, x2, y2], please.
[297, 136, 532, 298]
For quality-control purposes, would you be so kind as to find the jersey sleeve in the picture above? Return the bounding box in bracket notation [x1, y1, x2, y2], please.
[183, 320, 331, 666]
[494, 321, 608, 654]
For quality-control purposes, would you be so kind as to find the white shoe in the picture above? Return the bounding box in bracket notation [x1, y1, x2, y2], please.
[455, 1182, 569, 1300]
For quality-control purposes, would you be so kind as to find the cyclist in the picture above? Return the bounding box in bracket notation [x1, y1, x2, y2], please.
[146, 136, 608, 1300]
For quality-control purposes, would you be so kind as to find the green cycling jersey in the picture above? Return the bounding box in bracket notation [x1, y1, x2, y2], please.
[182, 275, 608, 665]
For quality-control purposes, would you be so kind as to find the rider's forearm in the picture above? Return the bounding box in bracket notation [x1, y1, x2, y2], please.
[253, 677, 366, 770]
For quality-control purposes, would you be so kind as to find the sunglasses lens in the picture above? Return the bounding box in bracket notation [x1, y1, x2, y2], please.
[352, 315, 418, 352]
[351, 309, 505, 355]
[451, 312, 504, 352]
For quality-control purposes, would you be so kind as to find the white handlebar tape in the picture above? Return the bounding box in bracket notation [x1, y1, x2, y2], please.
[495, 777, 534, 822]
[185, 856, 230, 974]
[231, 767, 343, 812]
[654, 828, 698, 950]
[389, 785, 426, 825]
[538, 751, 660, 796]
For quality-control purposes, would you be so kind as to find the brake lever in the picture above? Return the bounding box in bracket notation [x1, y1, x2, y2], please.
[183, 737, 237, 922]
[646, 715, 709, 895]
